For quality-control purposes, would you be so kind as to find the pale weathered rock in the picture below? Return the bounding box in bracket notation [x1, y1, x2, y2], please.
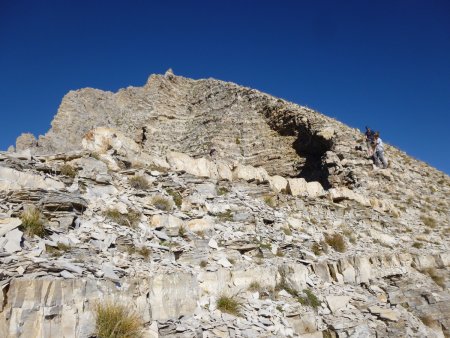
[15, 132, 37, 151]
[0, 167, 65, 191]
[287, 178, 307, 196]
[269, 175, 289, 193]
[326, 295, 351, 313]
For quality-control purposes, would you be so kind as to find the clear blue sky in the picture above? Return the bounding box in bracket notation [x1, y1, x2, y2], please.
[1, 1, 449, 174]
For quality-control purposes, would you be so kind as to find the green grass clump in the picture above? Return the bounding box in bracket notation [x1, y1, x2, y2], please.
[298, 289, 320, 309]
[216, 295, 241, 316]
[217, 186, 229, 196]
[152, 196, 172, 211]
[325, 233, 347, 253]
[60, 164, 77, 178]
[20, 207, 46, 237]
[104, 208, 141, 228]
[95, 302, 143, 338]
[166, 189, 182, 208]
[129, 175, 150, 190]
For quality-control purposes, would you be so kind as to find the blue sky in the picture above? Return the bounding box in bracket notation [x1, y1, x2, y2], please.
[1, 1, 449, 174]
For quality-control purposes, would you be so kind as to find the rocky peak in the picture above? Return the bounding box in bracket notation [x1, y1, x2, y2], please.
[1, 71, 449, 338]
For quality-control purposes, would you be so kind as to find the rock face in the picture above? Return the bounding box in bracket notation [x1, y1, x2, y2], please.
[1, 71, 449, 338]
[22, 71, 365, 189]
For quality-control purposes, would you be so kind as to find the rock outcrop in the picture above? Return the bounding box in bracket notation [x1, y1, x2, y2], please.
[1, 71, 449, 338]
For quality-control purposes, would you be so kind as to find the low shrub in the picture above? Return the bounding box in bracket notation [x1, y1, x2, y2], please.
[95, 301, 143, 338]
[20, 206, 46, 237]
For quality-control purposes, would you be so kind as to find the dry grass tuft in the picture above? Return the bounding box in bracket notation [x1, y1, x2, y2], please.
[421, 267, 445, 288]
[263, 195, 276, 208]
[129, 175, 150, 190]
[325, 233, 347, 252]
[152, 196, 172, 211]
[104, 208, 141, 228]
[420, 215, 437, 228]
[136, 247, 151, 259]
[20, 206, 46, 237]
[60, 164, 77, 178]
[95, 301, 143, 338]
[217, 295, 241, 316]
[420, 314, 437, 327]
[166, 189, 182, 208]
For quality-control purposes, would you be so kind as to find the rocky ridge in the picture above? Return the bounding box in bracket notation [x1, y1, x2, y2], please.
[1, 71, 449, 338]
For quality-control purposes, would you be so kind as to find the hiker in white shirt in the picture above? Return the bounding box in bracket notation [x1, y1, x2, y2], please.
[372, 132, 388, 169]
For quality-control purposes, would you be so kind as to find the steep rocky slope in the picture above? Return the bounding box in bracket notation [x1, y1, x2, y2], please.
[2, 71, 449, 338]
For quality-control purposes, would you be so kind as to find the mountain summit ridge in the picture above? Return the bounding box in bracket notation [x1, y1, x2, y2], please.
[2, 71, 449, 337]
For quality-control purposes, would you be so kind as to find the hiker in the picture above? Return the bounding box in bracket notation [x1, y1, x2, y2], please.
[365, 126, 375, 157]
[372, 132, 388, 169]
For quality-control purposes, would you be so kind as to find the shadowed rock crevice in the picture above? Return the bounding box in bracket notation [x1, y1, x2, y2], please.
[261, 105, 333, 189]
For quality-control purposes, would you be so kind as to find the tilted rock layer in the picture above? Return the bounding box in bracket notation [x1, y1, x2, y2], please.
[2, 71, 449, 338]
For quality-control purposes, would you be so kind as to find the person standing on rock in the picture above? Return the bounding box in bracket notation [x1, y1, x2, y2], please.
[372, 132, 388, 169]
[365, 126, 375, 157]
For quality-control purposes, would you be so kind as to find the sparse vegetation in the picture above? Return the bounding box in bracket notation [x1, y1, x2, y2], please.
[412, 242, 423, 249]
[216, 295, 241, 316]
[178, 226, 187, 238]
[136, 246, 151, 259]
[297, 289, 321, 309]
[311, 242, 322, 256]
[46, 242, 71, 257]
[421, 267, 445, 288]
[152, 196, 172, 211]
[166, 189, 182, 208]
[420, 215, 437, 228]
[217, 186, 229, 196]
[60, 164, 77, 178]
[235, 137, 241, 145]
[20, 206, 46, 237]
[95, 301, 143, 338]
[325, 233, 346, 253]
[419, 315, 436, 327]
[129, 175, 150, 190]
[248, 281, 263, 293]
[200, 260, 208, 268]
[282, 227, 292, 236]
[263, 195, 276, 208]
[217, 210, 233, 222]
[104, 208, 141, 228]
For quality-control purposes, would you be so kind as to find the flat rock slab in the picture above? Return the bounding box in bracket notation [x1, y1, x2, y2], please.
[0, 218, 22, 237]
[326, 295, 351, 313]
[368, 305, 400, 322]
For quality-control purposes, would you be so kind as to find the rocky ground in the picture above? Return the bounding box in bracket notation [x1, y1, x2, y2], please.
[1, 71, 449, 338]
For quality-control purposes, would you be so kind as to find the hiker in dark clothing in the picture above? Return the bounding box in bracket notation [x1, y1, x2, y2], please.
[365, 126, 375, 157]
